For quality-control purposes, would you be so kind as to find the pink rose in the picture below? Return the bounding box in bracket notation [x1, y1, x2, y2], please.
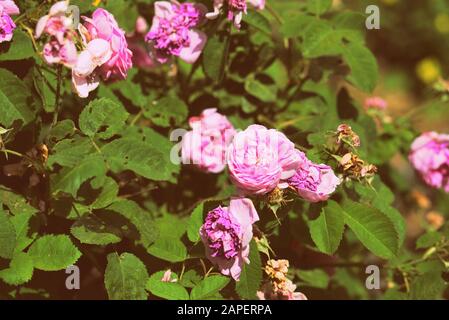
[82, 8, 133, 80]
[200, 198, 259, 280]
[364, 96, 388, 111]
[206, 0, 264, 28]
[227, 124, 301, 195]
[181, 108, 236, 173]
[35, 1, 72, 44]
[145, 1, 207, 64]
[43, 38, 77, 67]
[287, 150, 340, 202]
[409, 132, 449, 192]
[72, 38, 112, 98]
[0, 0, 19, 43]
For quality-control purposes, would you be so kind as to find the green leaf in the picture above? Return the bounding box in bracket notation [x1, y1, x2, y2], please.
[0, 30, 34, 61]
[0, 209, 16, 259]
[187, 202, 205, 243]
[28, 235, 81, 271]
[202, 33, 230, 83]
[32, 66, 57, 113]
[0, 68, 35, 127]
[147, 237, 187, 263]
[307, 0, 332, 16]
[70, 214, 122, 245]
[102, 135, 177, 182]
[190, 275, 230, 300]
[146, 271, 189, 300]
[79, 98, 129, 139]
[235, 240, 262, 299]
[51, 155, 107, 197]
[340, 42, 378, 92]
[416, 232, 442, 249]
[47, 136, 95, 169]
[297, 269, 330, 289]
[245, 10, 271, 36]
[409, 272, 447, 300]
[47, 119, 76, 144]
[280, 13, 314, 38]
[0, 252, 34, 285]
[341, 200, 399, 259]
[302, 20, 342, 58]
[332, 11, 366, 43]
[308, 200, 345, 255]
[244, 76, 277, 102]
[107, 200, 158, 249]
[90, 177, 119, 209]
[10, 211, 36, 253]
[144, 95, 188, 128]
[104, 252, 149, 300]
[0, 189, 38, 216]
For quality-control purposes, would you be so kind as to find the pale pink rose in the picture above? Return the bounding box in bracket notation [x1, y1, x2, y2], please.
[364, 96, 388, 111]
[43, 38, 77, 67]
[206, 0, 265, 28]
[82, 8, 133, 80]
[181, 108, 236, 173]
[35, 1, 72, 44]
[227, 124, 301, 195]
[287, 150, 340, 202]
[409, 132, 449, 192]
[71, 38, 112, 98]
[200, 198, 259, 280]
[146, 1, 207, 64]
[0, 0, 19, 15]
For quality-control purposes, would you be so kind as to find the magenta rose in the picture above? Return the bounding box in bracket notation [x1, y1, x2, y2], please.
[286, 150, 340, 202]
[409, 132, 449, 192]
[200, 198, 259, 280]
[145, 1, 207, 64]
[0, 0, 19, 43]
[227, 124, 301, 195]
[83, 8, 133, 80]
[181, 108, 236, 173]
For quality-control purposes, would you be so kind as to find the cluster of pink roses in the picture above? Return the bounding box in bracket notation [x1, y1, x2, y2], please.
[182, 109, 340, 280]
[0, 0, 19, 43]
[32, 0, 268, 97]
[409, 132, 449, 193]
[36, 1, 133, 98]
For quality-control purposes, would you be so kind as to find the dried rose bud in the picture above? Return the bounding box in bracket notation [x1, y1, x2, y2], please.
[336, 124, 361, 148]
[425, 211, 444, 230]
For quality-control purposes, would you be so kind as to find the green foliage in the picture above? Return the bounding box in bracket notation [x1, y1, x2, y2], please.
[235, 240, 263, 299]
[104, 252, 149, 300]
[28, 235, 81, 271]
[0, 0, 446, 301]
[190, 275, 230, 300]
[146, 271, 189, 300]
[308, 200, 345, 255]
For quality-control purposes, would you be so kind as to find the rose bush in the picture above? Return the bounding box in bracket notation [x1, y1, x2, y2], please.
[0, 0, 448, 301]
